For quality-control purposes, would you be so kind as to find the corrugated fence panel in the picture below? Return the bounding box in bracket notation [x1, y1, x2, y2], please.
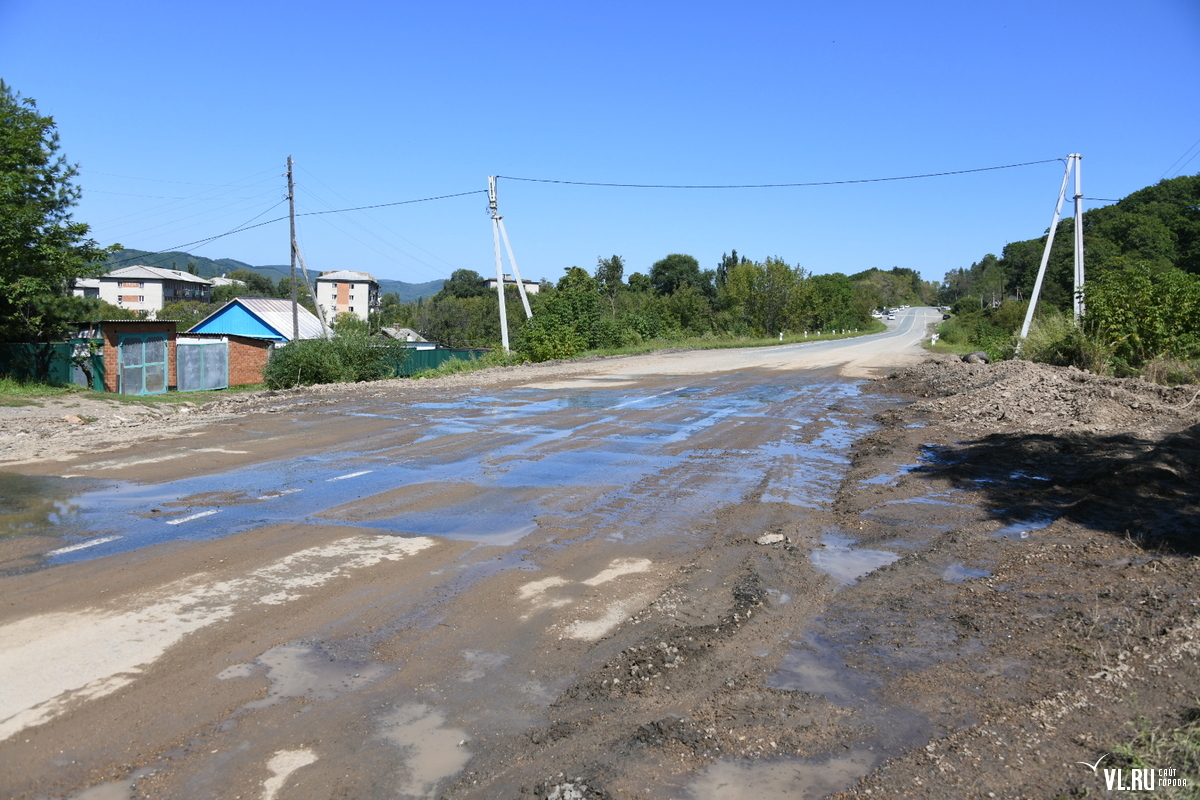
[177, 342, 230, 392]
[0, 341, 104, 389]
[392, 348, 488, 376]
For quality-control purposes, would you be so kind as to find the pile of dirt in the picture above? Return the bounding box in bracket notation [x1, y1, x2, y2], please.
[888, 354, 1200, 436]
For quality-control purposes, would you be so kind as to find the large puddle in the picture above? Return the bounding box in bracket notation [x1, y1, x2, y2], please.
[2, 377, 895, 570]
[691, 623, 931, 800]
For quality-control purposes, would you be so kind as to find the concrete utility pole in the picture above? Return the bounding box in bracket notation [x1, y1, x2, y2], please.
[1020, 154, 1084, 342]
[1073, 155, 1085, 321]
[488, 176, 533, 353]
[287, 156, 299, 342]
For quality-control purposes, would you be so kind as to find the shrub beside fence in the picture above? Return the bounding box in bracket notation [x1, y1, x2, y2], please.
[0, 340, 105, 390]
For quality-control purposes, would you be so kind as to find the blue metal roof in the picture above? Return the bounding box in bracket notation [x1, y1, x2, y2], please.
[188, 298, 329, 342]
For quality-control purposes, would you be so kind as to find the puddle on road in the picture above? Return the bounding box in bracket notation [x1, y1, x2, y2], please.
[379, 703, 471, 799]
[686, 749, 877, 800]
[808, 533, 900, 586]
[219, 643, 389, 710]
[8, 377, 898, 569]
[700, 626, 931, 800]
[0, 472, 96, 538]
[993, 514, 1057, 540]
[942, 562, 992, 581]
[767, 631, 876, 703]
[68, 780, 135, 800]
[333, 485, 542, 546]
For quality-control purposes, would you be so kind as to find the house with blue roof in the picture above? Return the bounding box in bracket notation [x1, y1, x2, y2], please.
[188, 297, 327, 342]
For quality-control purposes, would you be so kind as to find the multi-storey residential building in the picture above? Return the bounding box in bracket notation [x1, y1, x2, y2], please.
[94, 265, 212, 317]
[314, 270, 380, 323]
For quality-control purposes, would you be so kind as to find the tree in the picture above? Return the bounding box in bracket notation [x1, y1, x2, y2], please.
[159, 300, 213, 332]
[225, 269, 275, 296]
[716, 249, 749, 289]
[595, 255, 624, 316]
[437, 269, 488, 299]
[649, 253, 703, 296]
[0, 81, 115, 342]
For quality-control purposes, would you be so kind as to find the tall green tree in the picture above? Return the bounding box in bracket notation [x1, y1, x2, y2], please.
[0, 81, 114, 342]
[224, 269, 276, 296]
[649, 253, 704, 296]
[595, 254, 624, 316]
[437, 269, 488, 299]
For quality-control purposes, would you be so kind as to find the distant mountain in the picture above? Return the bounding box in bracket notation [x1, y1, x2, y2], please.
[104, 249, 444, 302]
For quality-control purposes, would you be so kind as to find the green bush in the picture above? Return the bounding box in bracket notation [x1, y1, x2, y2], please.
[263, 335, 411, 389]
[1021, 310, 1109, 371]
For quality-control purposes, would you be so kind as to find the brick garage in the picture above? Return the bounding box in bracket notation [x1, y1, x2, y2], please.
[78, 320, 179, 394]
[226, 335, 272, 386]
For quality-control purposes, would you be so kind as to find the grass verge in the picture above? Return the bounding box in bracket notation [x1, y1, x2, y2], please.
[1108, 710, 1200, 799]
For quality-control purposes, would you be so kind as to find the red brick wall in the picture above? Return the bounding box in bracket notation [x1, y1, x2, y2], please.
[227, 336, 272, 386]
[99, 322, 178, 393]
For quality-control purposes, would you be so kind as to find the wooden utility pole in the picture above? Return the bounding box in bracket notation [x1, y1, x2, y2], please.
[287, 155, 299, 342]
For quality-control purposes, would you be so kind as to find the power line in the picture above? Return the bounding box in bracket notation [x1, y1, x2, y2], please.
[296, 189, 486, 215]
[108, 189, 487, 267]
[1156, 134, 1200, 182]
[79, 167, 280, 187]
[495, 158, 1063, 189]
[297, 166, 466, 278]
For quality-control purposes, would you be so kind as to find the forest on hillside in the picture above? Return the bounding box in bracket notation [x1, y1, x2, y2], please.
[937, 173, 1200, 380]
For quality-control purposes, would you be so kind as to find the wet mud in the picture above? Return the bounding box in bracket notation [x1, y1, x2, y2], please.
[1, 353, 1197, 800]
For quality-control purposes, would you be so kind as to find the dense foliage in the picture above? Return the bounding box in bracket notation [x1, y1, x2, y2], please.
[373, 251, 908, 363]
[262, 334, 412, 389]
[0, 81, 114, 343]
[937, 173, 1200, 381]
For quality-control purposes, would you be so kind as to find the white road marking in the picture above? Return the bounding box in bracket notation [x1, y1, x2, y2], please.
[609, 391, 673, 411]
[255, 488, 302, 500]
[0, 534, 436, 741]
[262, 748, 318, 800]
[583, 558, 653, 586]
[327, 470, 373, 481]
[563, 599, 647, 642]
[165, 509, 220, 525]
[517, 576, 569, 600]
[46, 536, 122, 556]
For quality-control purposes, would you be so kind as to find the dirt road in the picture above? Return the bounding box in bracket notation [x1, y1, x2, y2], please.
[2, 306, 1197, 800]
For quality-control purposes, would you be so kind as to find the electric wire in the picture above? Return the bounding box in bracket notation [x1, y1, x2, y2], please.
[296, 199, 448, 283]
[495, 158, 1063, 189]
[297, 166, 465, 278]
[1156, 134, 1200, 182]
[108, 190, 487, 267]
[105, 187, 284, 243]
[90, 177, 282, 232]
[79, 167, 279, 187]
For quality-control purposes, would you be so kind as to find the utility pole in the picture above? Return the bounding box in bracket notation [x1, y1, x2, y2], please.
[488, 176, 533, 353]
[287, 155, 299, 342]
[1073, 155, 1085, 321]
[1019, 154, 1083, 341]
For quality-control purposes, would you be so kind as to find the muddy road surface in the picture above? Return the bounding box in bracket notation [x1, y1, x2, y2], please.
[2, 307, 1198, 800]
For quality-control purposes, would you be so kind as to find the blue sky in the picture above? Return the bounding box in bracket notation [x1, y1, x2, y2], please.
[2, 0, 1198, 288]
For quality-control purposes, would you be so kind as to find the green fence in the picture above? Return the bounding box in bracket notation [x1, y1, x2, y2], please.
[392, 347, 489, 376]
[0, 340, 105, 390]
